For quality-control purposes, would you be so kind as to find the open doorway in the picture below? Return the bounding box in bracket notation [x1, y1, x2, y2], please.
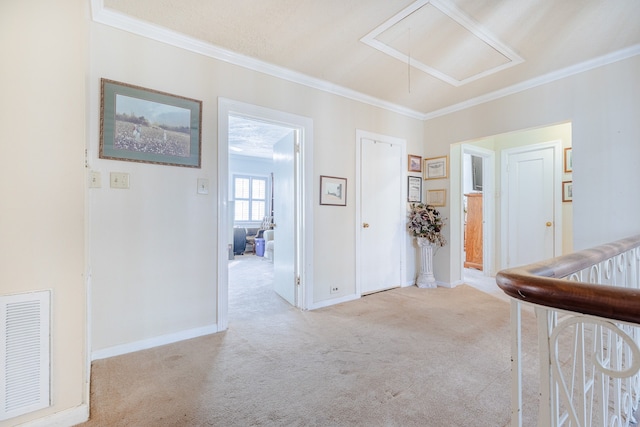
[217, 99, 314, 331]
[461, 144, 497, 297]
[452, 122, 573, 296]
[227, 115, 292, 320]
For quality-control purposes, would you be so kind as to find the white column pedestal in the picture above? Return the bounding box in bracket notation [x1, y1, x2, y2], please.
[416, 237, 436, 288]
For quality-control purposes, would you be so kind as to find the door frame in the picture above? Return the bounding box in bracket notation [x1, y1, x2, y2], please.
[355, 129, 407, 296]
[217, 98, 314, 331]
[500, 140, 562, 269]
[460, 144, 496, 276]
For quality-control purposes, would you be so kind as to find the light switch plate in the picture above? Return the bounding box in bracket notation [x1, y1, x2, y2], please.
[110, 172, 130, 189]
[89, 171, 101, 188]
[197, 178, 209, 195]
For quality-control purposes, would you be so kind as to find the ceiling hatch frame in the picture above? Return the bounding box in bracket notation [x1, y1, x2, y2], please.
[360, 0, 524, 87]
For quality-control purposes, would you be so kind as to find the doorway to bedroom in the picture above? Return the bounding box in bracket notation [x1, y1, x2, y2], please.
[227, 114, 292, 320]
[217, 98, 313, 330]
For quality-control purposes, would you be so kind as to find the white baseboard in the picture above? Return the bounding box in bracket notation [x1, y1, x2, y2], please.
[91, 324, 218, 360]
[15, 404, 88, 427]
[444, 280, 464, 288]
[309, 293, 360, 310]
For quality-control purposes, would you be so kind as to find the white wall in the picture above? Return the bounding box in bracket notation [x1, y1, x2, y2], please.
[0, 1, 88, 426]
[88, 26, 220, 355]
[88, 22, 425, 354]
[425, 55, 640, 283]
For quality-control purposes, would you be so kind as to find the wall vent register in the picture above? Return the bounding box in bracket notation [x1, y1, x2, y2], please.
[0, 290, 50, 421]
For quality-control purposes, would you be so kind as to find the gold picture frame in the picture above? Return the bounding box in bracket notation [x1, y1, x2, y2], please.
[424, 156, 448, 180]
[426, 189, 446, 207]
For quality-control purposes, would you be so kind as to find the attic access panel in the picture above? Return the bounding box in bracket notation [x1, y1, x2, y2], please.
[361, 0, 523, 87]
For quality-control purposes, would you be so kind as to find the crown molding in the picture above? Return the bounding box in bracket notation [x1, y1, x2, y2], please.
[90, 0, 425, 120]
[422, 44, 640, 121]
[91, 0, 640, 123]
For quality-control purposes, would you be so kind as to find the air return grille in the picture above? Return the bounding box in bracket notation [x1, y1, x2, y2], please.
[0, 291, 50, 421]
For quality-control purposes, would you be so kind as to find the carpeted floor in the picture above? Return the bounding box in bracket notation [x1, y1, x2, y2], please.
[78, 255, 539, 426]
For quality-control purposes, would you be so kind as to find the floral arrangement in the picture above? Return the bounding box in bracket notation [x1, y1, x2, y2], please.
[407, 203, 446, 247]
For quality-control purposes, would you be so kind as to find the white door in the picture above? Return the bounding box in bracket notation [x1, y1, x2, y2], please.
[505, 145, 557, 268]
[273, 133, 297, 305]
[359, 137, 404, 294]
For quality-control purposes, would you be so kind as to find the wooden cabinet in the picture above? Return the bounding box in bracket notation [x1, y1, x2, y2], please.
[464, 193, 483, 270]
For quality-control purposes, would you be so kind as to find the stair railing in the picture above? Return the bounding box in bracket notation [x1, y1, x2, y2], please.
[496, 235, 640, 427]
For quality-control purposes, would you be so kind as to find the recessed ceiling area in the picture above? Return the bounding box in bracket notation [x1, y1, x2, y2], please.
[360, 0, 523, 86]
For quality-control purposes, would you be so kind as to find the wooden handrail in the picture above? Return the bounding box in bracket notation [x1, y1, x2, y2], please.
[496, 235, 640, 325]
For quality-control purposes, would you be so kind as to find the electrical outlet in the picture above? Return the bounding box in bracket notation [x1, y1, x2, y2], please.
[330, 286, 339, 294]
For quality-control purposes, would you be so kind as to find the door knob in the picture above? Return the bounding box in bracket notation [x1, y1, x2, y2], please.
[546, 222, 552, 227]
[363, 223, 370, 228]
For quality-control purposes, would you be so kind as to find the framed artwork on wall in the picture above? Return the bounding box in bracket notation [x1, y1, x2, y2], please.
[563, 181, 573, 202]
[100, 78, 202, 168]
[564, 147, 573, 172]
[408, 176, 422, 202]
[320, 175, 347, 206]
[424, 156, 448, 180]
[426, 189, 446, 206]
[408, 154, 422, 172]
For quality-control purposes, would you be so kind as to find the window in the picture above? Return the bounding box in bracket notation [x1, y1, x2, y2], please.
[233, 175, 267, 222]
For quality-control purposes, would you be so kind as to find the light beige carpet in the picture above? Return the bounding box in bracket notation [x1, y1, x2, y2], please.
[78, 257, 539, 426]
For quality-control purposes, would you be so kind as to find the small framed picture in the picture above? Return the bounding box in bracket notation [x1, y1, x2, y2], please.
[426, 189, 446, 207]
[408, 154, 422, 173]
[562, 181, 573, 202]
[408, 176, 422, 202]
[564, 147, 573, 173]
[424, 156, 448, 180]
[320, 175, 347, 206]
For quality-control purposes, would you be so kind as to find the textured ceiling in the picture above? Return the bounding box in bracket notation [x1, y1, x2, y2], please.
[97, 0, 640, 156]
[228, 115, 294, 159]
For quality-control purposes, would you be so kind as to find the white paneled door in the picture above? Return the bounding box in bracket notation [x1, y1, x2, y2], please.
[359, 136, 404, 294]
[273, 133, 297, 305]
[504, 144, 558, 268]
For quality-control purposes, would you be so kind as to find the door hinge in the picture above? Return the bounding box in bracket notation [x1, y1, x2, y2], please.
[296, 276, 301, 286]
[295, 142, 300, 154]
